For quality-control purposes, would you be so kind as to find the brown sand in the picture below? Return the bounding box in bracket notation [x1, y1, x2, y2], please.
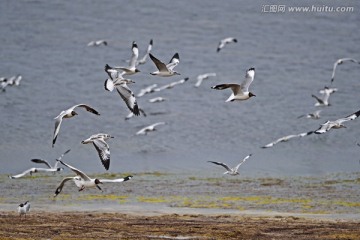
[0, 211, 359, 240]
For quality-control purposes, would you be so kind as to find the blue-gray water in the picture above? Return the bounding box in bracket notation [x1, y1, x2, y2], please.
[1, 0, 360, 177]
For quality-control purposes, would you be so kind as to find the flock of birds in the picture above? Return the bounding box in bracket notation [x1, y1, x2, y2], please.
[4, 36, 360, 218]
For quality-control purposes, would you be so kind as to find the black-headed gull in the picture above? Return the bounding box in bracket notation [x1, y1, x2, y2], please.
[136, 122, 165, 135]
[217, 37, 237, 52]
[113, 41, 141, 76]
[261, 132, 313, 149]
[87, 40, 108, 47]
[9, 149, 71, 179]
[314, 109, 360, 134]
[18, 201, 30, 219]
[211, 67, 256, 102]
[105, 78, 140, 116]
[208, 154, 252, 175]
[54, 160, 133, 197]
[331, 58, 360, 83]
[312, 87, 336, 107]
[81, 133, 114, 170]
[149, 53, 180, 77]
[137, 84, 158, 97]
[137, 39, 153, 65]
[297, 110, 322, 120]
[195, 73, 216, 88]
[52, 104, 100, 147]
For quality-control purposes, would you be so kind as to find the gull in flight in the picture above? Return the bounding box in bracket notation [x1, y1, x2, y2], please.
[105, 78, 140, 116]
[136, 122, 166, 135]
[297, 110, 322, 120]
[87, 40, 108, 47]
[208, 154, 252, 175]
[195, 73, 217, 88]
[312, 87, 337, 107]
[149, 53, 180, 77]
[211, 67, 256, 102]
[9, 149, 71, 179]
[18, 201, 30, 219]
[137, 84, 158, 97]
[217, 37, 237, 52]
[149, 97, 166, 103]
[314, 109, 360, 134]
[0, 75, 22, 91]
[331, 58, 360, 83]
[261, 132, 313, 149]
[54, 160, 133, 197]
[137, 39, 153, 65]
[154, 77, 189, 92]
[125, 108, 146, 120]
[52, 104, 100, 147]
[81, 133, 114, 170]
[106, 41, 140, 77]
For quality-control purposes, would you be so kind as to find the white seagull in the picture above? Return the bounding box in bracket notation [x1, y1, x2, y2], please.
[154, 77, 189, 92]
[105, 78, 140, 116]
[149, 53, 180, 77]
[217, 37, 237, 52]
[312, 87, 337, 107]
[52, 104, 100, 147]
[149, 97, 166, 103]
[18, 201, 30, 219]
[331, 58, 360, 83]
[261, 132, 313, 149]
[314, 109, 360, 134]
[211, 67, 256, 102]
[297, 110, 322, 120]
[195, 73, 217, 88]
[112, 41, 141, 76]
[137, 39, 153, 65]
[137, 84, 158, 97]
[136, 122, 166, 135]
[208, 154, 252, 175]
[87, 40, 108, 47]
[54, 160, 133, 197]
[81, 133, 114, 170]
[9, 149, 71, 179]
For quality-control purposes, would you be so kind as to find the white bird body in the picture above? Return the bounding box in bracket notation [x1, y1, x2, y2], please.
[217, 37, 237, 52]
[81, 133, 113, 170]
[18, 201, 30, 218]
[297, 110, 322, 120]
[314, 109, 360, 134]
[136, 122, 165, 135]
[312, 87, 336, 107]
[262, 132, 312, 148]
[87, 40, 107, 46]
[211, 68, 256, 102]
[113, 41, 140, 76]
[137, 84, 158, 97]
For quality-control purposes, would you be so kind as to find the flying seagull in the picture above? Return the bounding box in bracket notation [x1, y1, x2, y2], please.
[195, 73, 217, 88]
[137, 84, 158, 97]
[314, 109, 360, 134]
[52, 104, 100, 147]
[331, 58, 360, 83]
[208, 154, 252, 175]
[149, 97, 166, 103]
[9, 149, 71, 179]
[54, 160, 133, 197]
[105, 78, 140, 116]
[18, 201, 30, 219]
[113, 41, 141, 76]
[87, 40, 108, 47]
[297, 110, 322, 120]
[136, 122, 166, 135]
[217, 37, 237, 52]
[261, 132, 313, 149]
[154, 77, 189, 91]
[81, 133, 114, 170]
[149, 53, 180, 77]
[312, 87, 337, 107]
[211, 67, 256, 102]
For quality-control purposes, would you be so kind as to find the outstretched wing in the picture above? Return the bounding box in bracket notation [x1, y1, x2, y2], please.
[129, 41, 139, 69]
[31, 159, 52, 168]
[207, 161, 232, 172]
[57, 160, 91, 181]
[9, 168, 37, 179]
[99, 175, 133, 183]
[115, 84, 140, 115]
[54, 177, 75, 197]
[92, 139, 110, 170]
[240, 68, 255, 92]
[74, 104, 100, 116]
[234, 154, 252, 172]
[149, 53, 168, 72]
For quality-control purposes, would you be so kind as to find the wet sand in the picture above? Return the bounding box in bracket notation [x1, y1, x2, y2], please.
[1, 211, 359, 239]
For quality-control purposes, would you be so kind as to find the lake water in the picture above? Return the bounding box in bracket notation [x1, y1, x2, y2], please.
[1, 0, 360, 178]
